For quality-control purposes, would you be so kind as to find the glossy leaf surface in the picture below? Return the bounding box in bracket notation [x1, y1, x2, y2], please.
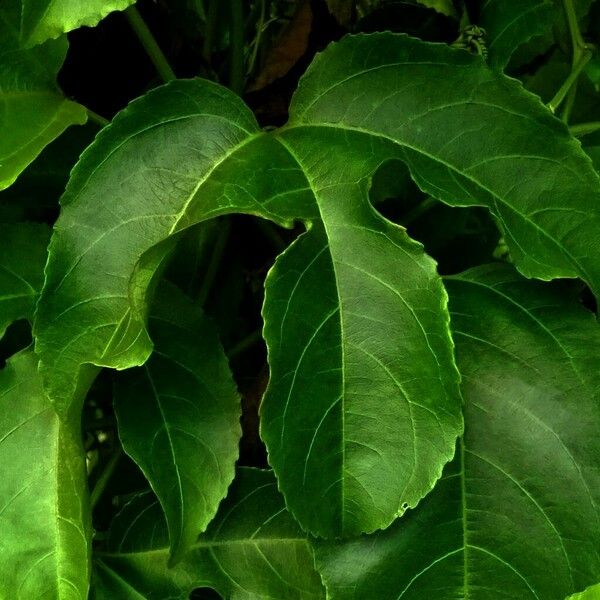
[316, 264, 600, 599]
[286, 34, 600, 295]
[0, 1, 87, 190]
[16, 0, 136, 47]
[114, 284, 241, 563]
[35, 33, 600, 540]
[0, 351, 90, 599]
[93, 468, 325, 599]
[0, 223, 50, 338]
[261, 223, 461, 537]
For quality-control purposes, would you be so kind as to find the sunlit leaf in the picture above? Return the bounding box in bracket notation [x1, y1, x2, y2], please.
[0, 351, 90, 598]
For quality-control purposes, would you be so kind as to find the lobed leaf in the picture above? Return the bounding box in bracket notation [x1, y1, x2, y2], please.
[0, 1, 87, 190]
[286, 34, 600, 296]
[113, 283, 242, 564]
[316, 264, 600, 599]
[93, 468, 325, 600]
[35, 33, 600, 540]
[0, 351, 90, 599]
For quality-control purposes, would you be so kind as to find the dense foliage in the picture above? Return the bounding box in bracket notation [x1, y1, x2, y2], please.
[1, 0, 600, 598]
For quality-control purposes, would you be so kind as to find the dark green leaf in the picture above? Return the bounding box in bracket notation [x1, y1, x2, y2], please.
[285, 34, 600, 297]
[93, 468, 325, 600]
[34, 79, 316, 413]
[478, 0, 554, 68]
[0, 351, 90, 598]
[0, 223, 51, 338]
[35, 34, 600, 539]
[0, 1, 87, 190]
[261, 223, 461, 537]
[316, 264, 600, 599]
[114, 284, 241, 564]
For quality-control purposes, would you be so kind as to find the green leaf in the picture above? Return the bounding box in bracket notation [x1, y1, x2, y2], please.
[113, 283, 242, 564]
[285, 34, 600, 297]
[415, 0, 456, 17]
[568, 584, 600, 600]
[16, 0, 137, 47]
[34, 78, 316, 413]
[478, 0, 554, 68]
[93, 468, 325, 600]
[261, 222, 462, 537]
[0, 2, 87, 191]
[0, 223, 51, 338]
[35, 34, 600, 538]
[316, 264, 600, 599]
[0, 351, 90, 598]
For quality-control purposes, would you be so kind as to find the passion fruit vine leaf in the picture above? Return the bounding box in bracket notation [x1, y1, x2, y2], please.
[0, 1, 87, 191]
[113, 283, 242, 564]
[0, 223, 51, 339]
[0, 351, 90, 599]
[34, 33, 600, 540]
[316, 264, 600, 599]
[14, 0, 137, 47]
[93, 468, 326, 600]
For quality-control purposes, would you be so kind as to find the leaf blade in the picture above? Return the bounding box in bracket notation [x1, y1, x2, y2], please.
[93, 469, 326, 600]
[0, 351, 90, 599]
[316, 264, 600, 599]
[113, 284, 242, 564]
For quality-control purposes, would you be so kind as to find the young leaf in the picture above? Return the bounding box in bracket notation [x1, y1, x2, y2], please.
[316, 264, 600, 599]
[93, 468, 325, 600]
[0, 2, 87, 190]
[261, 222, 462, 537]
[0, 223, 51, 338]
[478, 0, 554, 68]
[0, 351, 90, 598]
[16, 0, 137, 47]
[113, 283, 242, 564]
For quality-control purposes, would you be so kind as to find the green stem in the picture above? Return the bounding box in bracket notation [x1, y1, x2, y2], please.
[228, 0, 245, 94]
[86, 108, 109, 127]
[247, 0, 265, 76]
[203, 0, 219, 64]
[570, 121, 600, 137]
[227, 329, 262, 359]
[547, 49, 591, 114]
[125, 6, 176, 83]
[549, 0, 589, 120]
[90, 448, 123, 509]
[197, 219, 231, 306]
[563, 0, 586, 55]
